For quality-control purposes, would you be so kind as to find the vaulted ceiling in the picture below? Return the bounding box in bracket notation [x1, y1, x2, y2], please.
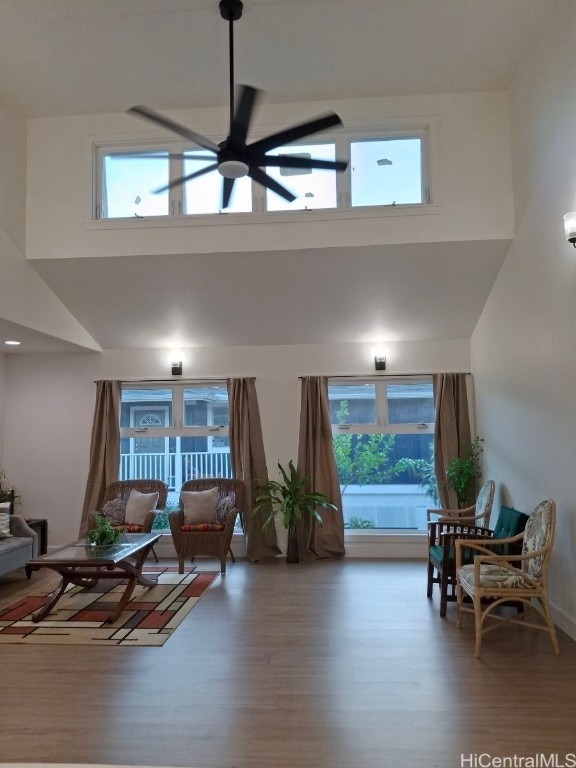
[0, 0, 553, 353]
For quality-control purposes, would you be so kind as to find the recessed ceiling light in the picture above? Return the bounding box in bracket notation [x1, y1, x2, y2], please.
[4, 340, 21, 346]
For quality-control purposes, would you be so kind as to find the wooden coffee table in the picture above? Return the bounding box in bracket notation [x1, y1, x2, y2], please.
[27, 532, 161, 624]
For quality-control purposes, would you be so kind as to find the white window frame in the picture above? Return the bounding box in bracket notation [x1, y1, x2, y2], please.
[330, 376, 435, 436]
[92, 120, 433, 222]
[120, 382, 231, 491]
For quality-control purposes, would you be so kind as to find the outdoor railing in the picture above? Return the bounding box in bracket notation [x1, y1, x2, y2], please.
[120, 451, 232, 490]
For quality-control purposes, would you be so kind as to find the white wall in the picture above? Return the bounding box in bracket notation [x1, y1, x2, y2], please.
[471, 1, 576, 639]
[26, 91, 514, 261]
[0, 97, 101, 349]
[4, 338, 469, 550]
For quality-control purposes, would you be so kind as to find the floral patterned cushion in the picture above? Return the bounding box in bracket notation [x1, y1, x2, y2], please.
[100, 498, 127, 525]
[522, 500, 553, 578]
[215, 495, 236, 524]
[458, 563, 534, 590]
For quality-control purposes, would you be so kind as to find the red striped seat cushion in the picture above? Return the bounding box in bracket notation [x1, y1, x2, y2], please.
[180, 523, 225, 532]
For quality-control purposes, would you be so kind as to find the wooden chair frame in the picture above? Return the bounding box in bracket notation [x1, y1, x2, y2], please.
[427, 521, 492, 617]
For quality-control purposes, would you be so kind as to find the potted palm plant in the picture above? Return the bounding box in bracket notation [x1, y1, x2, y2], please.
[254, 460, 337, 563]
[445, 436, 483, 507]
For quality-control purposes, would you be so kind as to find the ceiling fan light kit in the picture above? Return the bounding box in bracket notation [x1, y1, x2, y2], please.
[128, 0, 347, 209]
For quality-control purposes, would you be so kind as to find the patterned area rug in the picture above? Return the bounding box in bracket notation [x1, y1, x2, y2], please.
[0, 566, 218, 646]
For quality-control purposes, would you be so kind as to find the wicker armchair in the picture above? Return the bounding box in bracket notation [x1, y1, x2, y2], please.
[456, 499, 558, 657]
[169, 478, 245, 574]
[100, 479, 168, 562]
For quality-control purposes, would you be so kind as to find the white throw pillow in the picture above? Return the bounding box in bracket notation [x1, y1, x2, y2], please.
[181, 488, 219, 525]
[0, 510, 12, 538]
[124, 489, 159, 526]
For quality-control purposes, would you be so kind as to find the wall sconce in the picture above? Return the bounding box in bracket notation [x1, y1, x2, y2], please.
[374, 355, 386, 371]
[171, 361, 183, 376]
[564, 212, 576, 246]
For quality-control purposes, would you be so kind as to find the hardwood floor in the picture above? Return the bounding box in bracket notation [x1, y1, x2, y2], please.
[1, 558, 575, 768]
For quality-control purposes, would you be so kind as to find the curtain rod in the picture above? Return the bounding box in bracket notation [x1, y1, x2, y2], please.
[298, 372, 471, 378]
[95, 377, 230, 384]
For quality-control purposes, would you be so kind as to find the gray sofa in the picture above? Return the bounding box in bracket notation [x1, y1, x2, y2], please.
[0, 515, 38, 578]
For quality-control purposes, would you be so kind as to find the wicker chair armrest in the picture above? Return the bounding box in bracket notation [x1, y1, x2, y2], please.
[454, 532, 529, 569]
[168, 509, 184, 536]
[427, 505, 474, 523]
[223, 508, 239, 533]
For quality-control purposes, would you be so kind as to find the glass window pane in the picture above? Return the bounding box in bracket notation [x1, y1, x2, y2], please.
[183, 385, 229, 427]
[350, 137, 423, 207]
[120, 388, 172, 428]
[328, 383, 377, 425]
[334, 432, 437, 531]
[265, 143, 337, 212]
[102, 152, 169, 218]
[119, 437, 172, 490]
[183, 151, 252, 213]
[387, 382, 435, 424]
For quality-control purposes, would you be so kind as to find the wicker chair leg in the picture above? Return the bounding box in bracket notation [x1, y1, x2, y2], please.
[228, 547, 235, 563]
[220, 558, 227, 574]
[178, 557, 184, 574]
[150, 546, 159, 563]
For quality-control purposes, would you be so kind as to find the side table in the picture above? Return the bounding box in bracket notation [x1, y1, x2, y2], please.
[25, 518, 48, 555]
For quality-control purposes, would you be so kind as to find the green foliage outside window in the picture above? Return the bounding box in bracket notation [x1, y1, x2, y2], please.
[332, 401, 399, 493]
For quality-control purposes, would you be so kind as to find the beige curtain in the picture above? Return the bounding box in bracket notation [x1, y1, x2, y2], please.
[433, 373, 471, 508]
[297, 376, 345, 560]
[79, 380, 121, 536]
[227, 377, 281, 562]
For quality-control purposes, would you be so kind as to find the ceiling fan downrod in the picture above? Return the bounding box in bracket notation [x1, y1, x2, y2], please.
[219, 0, 243, 132]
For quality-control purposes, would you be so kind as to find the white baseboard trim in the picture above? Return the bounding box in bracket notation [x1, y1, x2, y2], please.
[551, 600, 576, 641]
[154, 532, 428, 561]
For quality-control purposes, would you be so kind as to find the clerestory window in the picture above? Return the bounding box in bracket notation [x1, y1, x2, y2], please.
[94, 125, 430, 220]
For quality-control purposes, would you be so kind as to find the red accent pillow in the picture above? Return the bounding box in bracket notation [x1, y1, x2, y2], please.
[180, 523, 225, 532]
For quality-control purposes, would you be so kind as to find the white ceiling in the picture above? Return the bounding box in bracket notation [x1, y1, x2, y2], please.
[0, 0, 552, 353]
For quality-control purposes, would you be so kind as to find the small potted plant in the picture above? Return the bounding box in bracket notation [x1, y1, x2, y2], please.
[0, 468, 18, 512]
[445, 436, 483, 507]
[254, 460, 337, 563]
[87, 513, 121, 547]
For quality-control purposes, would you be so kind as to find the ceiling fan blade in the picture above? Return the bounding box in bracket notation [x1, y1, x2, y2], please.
[153, 163, 219, 194]
[249, 166, 296, 202]
[229, 85, 260, 148]
[258, 156, 348, 172]
[222, 177, 235, 209]
[248, 113, 343, 155]
[128, 105, 220, 153]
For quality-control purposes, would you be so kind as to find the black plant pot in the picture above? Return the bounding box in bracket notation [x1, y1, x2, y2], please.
[286, 523, 299, 563]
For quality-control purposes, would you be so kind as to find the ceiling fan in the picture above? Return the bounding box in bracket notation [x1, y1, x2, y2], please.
[128, 0, 348, 210]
